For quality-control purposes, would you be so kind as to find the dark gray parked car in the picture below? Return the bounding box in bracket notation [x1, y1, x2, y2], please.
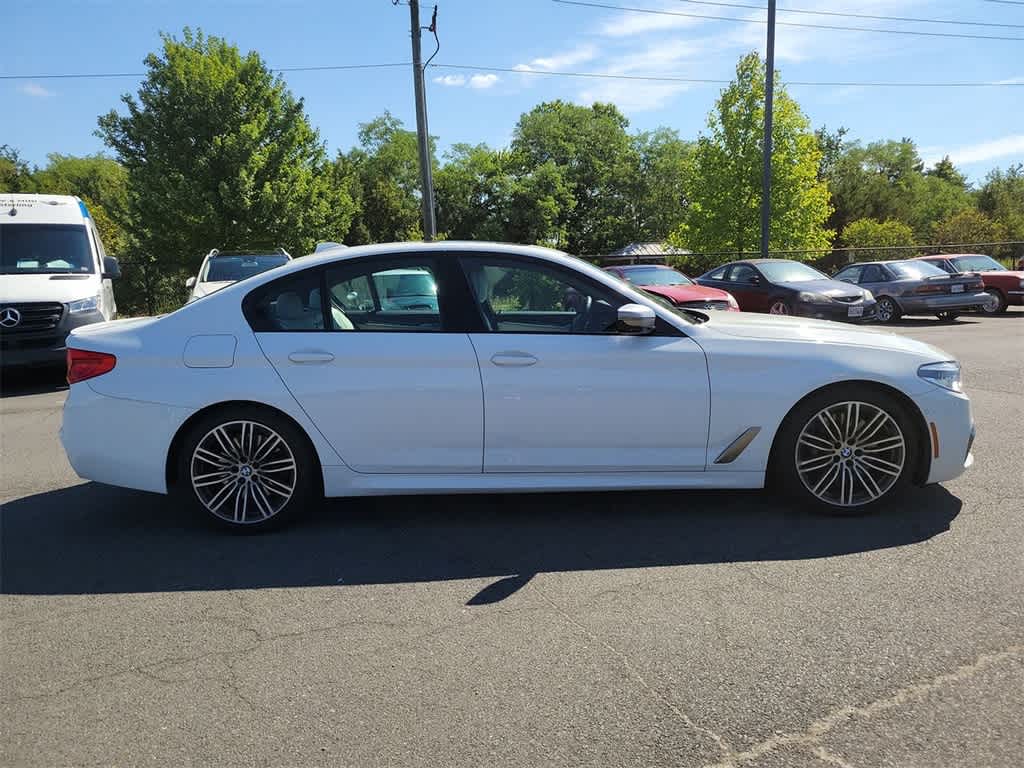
[833, 260, 993, 324]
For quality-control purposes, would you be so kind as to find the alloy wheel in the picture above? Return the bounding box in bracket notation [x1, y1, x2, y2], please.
[794, 401, 906, 507]
[876, 298, 896, 323]
[769, 300, 790, 315]
[190, 420, 297, 524]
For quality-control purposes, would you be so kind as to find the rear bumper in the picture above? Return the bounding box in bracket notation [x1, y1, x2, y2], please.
[60, 382, 194, 494]
[897, 292, 993, 315]
[1, 309, 107, 368]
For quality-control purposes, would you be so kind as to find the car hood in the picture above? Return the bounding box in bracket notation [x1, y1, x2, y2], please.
[701, 310, 949, 359]
[642, 284, 733, 303]
[0, 273, 100, 304]
[192, 280, 235, 299]
[779, 279, 864, 297]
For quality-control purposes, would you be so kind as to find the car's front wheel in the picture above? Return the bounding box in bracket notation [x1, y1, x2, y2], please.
[935, 311, 960, 322]
[177, 407, 317, 531]
[979, 288, 1006, 315]
[768, 299, 792, 315]
[875, 296, 901, 324]
[772, 388, 918, 514]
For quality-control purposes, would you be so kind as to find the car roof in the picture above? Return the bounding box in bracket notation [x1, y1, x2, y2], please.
[1, 194, 89, 225]
[916, 253, 986, 259]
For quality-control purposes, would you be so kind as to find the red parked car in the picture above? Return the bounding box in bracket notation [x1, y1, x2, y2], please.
[604, 264, 740, 311]
[915, 254, 1024, 314]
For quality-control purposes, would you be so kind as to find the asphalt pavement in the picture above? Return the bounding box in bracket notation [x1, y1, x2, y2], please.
[2, 312, 1022, 768]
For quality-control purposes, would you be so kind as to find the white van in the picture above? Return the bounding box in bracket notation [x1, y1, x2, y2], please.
[0, 194, 120, 368]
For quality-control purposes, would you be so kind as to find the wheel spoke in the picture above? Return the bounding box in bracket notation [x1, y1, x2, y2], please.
[812, 463, 841, 495]
[853, 410, 888, 445]
[858, 454, 902, 477]
[251, 483, 274, 519]
[234, 484, 248, 522]
[258, 474, 294, 497]
[206, 479, 237, 512]
[817, 412, 842, 443]
[194, 447, 231, 467]
[213, 426, 241, 461]
[252, 434, 282, 463]
[851, 461, 883, 499]
[859, 434, 904, 452]
[799, 454, 836, 472]
[259, 457, 296, 473]
[799, 433, 834, 452]
[194, 472, 233, 488]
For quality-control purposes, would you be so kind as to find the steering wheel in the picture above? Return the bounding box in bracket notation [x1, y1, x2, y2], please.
[571, 294, 593, 333]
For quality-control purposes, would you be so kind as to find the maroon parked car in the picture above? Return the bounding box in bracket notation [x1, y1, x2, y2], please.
[604, 264, 739, 311]
[915, 254, 1024, 314]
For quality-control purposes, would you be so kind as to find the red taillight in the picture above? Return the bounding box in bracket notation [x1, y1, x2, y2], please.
[66, 348, 117, 385]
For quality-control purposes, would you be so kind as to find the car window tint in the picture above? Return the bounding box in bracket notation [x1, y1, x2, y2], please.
[706, 267, 727, 280]
[930, 259, 956, 273]
[247, 271, 325, 332]
[326, 261, 441, 332]
[861, 265, 887, 282]
[728, 264, 757, 283]
[461, 255, 625, 334]
[835, 265, 862, 283]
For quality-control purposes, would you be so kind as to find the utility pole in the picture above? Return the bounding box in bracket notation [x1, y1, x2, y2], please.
[408, 0, 437, 240]
[760, 0, 776, 259]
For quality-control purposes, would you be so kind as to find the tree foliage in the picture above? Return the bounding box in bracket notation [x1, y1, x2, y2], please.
[0, 145, 36, 193]
[96, 28, 352, 312]
[669, 52, 833, 256]
[932, 209, 1007, 252]
[841, 218, 916, 260]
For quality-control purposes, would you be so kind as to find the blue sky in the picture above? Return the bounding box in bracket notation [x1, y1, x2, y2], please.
[4, 0, 1023, 182]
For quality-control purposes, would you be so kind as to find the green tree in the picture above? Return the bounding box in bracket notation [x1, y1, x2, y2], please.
[841, 218, 916, 260]
[977, 165, 1024, 251]
[925, 155, 968, 189]
[97, 29, 352, 313]
[932, 209, 1007, 254]
[669, 52, 833, 256]
[625, 128, 693, 243]
[342, 113, 429, 244]
[511, 100, 635, 254]
[0, 145, 36, 192]
[435, 143, 512, 242]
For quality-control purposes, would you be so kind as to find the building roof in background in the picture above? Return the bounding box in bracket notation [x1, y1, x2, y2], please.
[607, 242, 690, 257]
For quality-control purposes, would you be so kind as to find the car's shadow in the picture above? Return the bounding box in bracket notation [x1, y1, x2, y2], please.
[0, 366, 67, 398]
[1, 483, 962, 603]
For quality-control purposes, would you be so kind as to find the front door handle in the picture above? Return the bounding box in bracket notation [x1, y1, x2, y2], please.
[288, 350, 335, 364]
[491, 351, 538, 367]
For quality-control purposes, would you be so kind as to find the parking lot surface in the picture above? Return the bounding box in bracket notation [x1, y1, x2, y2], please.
[2, 313, 1022, 768]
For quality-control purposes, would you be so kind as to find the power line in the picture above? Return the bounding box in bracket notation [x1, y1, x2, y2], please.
[435, 63, 1024, 87]
[0, 63, 410, 80]
[672, 0, 1024, 29]
[3, 61, 1022, 88]
[552, 0, 1024, 41]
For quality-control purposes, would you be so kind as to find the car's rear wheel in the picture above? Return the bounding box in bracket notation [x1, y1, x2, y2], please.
[772, 388, 918, 515]
[177, 407, 317, 531]
[768, 299, 792, 315]
[935, 311, 960, 322]
[875, 296, 901, 324]
[979, 288, 1007, 315]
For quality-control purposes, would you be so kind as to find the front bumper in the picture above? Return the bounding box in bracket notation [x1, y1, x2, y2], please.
[793, 300, 877, 323]
[913, 386, 974, 485]
[897, 291, 993, 315]
[1, 308, 106, 367]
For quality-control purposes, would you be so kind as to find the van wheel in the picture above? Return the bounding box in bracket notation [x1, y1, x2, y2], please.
[176, 407, 317, 531]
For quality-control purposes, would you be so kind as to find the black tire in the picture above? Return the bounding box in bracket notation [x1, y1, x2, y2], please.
[979, 288, 1007, 315]
[875, 296, 901, 324]
[935, 311, 960, 322]
[175, 406, 319, 531]
[770, 386, 919, 516]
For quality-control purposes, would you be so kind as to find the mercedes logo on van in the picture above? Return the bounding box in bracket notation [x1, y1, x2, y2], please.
[0, 307, 22, 328]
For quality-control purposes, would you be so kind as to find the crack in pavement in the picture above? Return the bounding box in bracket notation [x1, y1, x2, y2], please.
[702, 643, 1024, 768]
[530, 584, 735, 761]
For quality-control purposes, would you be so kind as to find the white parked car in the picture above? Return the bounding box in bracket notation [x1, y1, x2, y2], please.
[186, 248, 291, 302]
[60, 242, 974, 531]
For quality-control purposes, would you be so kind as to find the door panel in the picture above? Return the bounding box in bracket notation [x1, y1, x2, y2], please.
[258, 332, 483, 473]
[468, 333, 710, 472]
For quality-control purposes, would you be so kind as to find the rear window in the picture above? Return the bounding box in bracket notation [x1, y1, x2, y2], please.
[888, 261, 947, 279]
[203, 254, 289, 282]
[620, 267, 692, 286]
[0, 223, 94, 274]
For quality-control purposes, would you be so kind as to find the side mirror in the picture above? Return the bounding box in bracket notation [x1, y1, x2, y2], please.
[185, 276, 197, 289]
[617, 303, 656, 334]
[102, 256, 121, 280]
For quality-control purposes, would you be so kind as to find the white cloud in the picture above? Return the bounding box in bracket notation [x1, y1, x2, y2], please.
[433, 74, 467, 87]
[514, 45, 598, 72]
[598, 6, 705, 38]
[577, 80, 690, 112]
[18, 82, 53, 98]
[923, 135, 1024, 167]
[468, 74, 499, 89]
[995, 76, 1024, 85]
[433, 72, 500, 90]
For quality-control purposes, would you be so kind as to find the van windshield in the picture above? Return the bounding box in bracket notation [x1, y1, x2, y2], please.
[0, 224, 94, 274]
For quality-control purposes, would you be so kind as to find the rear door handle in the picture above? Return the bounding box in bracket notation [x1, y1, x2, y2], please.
[491, 351, 538, 367]
[288, 350, 335, 364]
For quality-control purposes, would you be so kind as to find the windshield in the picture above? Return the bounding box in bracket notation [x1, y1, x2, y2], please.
[888, 261, 948, 279]
[620, 266, 693, 286]
[203, 254, 289, 282]
[756, 261, 829, 283]
[0, 223, 94, 274]
[950, 255, 1005, 272]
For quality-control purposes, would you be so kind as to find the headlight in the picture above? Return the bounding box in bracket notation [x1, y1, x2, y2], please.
[918, 361, 962, 393]
[798, 291, 829, 304]
[862, 289, 874, 301]
[67, 295, 100, 314]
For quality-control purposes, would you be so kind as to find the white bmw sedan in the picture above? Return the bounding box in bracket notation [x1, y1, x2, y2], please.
[60, 242, 974, 531]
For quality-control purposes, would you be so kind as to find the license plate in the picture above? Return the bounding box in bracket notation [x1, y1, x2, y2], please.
[951, 284, 964, 293]
[848, 306, 864, 317]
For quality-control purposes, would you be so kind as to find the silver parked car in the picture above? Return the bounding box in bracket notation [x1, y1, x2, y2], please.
[833, 260, 993, 323]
